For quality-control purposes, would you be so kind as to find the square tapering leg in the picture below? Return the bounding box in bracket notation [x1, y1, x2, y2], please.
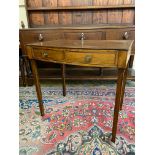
[111, 68, 125, 143]
[30, 60, 44, 116]
[119, 68, 128, 110]
[62, 64, 66, 96]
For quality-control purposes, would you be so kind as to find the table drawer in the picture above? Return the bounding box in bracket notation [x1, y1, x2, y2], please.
[65, 50, 118, 66]
[32, 48, 64, 61]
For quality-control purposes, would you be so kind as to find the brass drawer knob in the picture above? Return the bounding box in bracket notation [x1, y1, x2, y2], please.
[84, 55, 92, 63]
[42, 52, 48, 57]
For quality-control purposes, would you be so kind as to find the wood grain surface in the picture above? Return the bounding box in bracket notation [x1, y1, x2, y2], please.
[26, 0, 135, 27]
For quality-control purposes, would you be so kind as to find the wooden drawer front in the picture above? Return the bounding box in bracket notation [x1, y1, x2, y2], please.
[20, 31, 63, 43]
[65, 50, 118, 66]
[106, 30, 134, 40]
[106, 30, 135, 53]
[20, 30, 63, 56]
[63, 32, 105, 40]
[32, 48, 64, 61]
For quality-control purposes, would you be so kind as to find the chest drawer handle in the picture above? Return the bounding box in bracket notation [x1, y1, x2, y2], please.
[38, 34, 43, 41]
[42, 52, 48, 58]
[123, 32, 129, 40]
[81, 33, 85, 41]
[84, 55, 92, 63]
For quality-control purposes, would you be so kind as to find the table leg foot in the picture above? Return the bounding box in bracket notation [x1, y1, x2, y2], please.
[39, 104, 45, 116]
[63, 91, 66, 97]
[111, 137, 116, 143]
[41, 112, 45, 116]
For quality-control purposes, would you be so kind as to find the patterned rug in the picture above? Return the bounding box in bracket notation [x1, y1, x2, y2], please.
[19, 81, 135, 155]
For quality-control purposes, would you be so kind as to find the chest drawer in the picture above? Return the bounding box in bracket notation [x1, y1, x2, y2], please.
[65, 50, 118, 67]
[20, 31, 63, 43]
[63, 32, 105, 40]
[106, 29, 135, 53]
[106, 30, 134, 40]
[32, 48, 64, 61]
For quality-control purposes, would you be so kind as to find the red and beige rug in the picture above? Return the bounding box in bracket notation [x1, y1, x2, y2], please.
[19, 81, 135, 155]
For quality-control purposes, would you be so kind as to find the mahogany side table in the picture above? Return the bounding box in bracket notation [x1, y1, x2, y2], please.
[26, 40, 133, 143]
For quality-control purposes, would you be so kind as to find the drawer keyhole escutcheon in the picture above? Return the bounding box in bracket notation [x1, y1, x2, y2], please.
[84, 55, 92, 63]
[42, 52, 48, 58]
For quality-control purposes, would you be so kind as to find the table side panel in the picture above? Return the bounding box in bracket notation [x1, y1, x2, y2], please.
[117, 51, 129, 68]
[26, 46, 33, 59]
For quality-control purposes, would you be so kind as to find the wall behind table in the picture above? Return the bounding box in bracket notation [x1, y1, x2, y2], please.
[19, 0, 28, 28]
